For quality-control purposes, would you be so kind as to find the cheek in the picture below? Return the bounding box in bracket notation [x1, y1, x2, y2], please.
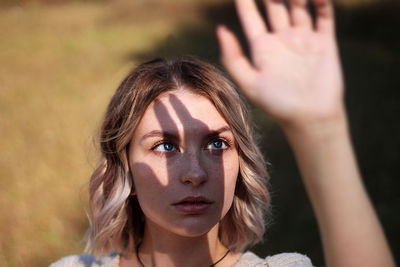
[131, 160, 170, 189]
[221, 153, 240, 207]
[130, 162, 169, 203]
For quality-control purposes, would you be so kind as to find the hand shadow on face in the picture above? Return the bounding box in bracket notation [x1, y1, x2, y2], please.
[130, 92, 230, 265]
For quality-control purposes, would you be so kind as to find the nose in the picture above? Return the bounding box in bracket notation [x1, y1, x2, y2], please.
[180, 151, 207, 187]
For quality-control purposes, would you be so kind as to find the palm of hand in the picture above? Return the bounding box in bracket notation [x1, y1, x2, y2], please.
[250, 28, 343, 123]
[218, 0, 344, 127]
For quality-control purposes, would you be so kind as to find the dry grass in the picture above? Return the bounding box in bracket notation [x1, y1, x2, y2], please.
[0, 1, 222, 266]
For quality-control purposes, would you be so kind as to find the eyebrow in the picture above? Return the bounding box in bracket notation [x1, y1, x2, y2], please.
[140, 126, 233, 142]
[140, 130, 178, 142]
[203, 126, 233, 139]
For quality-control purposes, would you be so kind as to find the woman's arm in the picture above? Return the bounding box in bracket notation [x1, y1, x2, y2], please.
[217, 0, 395, 266]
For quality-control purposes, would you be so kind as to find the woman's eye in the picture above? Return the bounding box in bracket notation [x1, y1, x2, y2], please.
[152, 142, 176, 152]
[207, 139, 229, 150]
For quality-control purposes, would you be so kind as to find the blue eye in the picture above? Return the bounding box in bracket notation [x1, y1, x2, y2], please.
[207, 139, 228, 150]
[152, 142, 176, 152]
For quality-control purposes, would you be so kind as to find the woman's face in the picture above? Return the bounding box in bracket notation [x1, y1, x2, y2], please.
[129, 88, 239, 237]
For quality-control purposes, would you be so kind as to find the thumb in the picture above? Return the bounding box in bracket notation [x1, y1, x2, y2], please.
[216, 25, 257, 99]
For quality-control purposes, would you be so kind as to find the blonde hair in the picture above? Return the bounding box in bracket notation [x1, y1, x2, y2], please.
[86, 57, 270, 255]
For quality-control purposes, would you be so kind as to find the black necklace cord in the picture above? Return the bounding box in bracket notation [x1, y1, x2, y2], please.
[135, 242, 145, 267]
[209, 248, 231, 267]
[135, 242, 231, 267]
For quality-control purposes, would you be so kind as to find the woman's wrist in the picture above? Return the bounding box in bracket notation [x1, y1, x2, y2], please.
[280, 106, 349, 145]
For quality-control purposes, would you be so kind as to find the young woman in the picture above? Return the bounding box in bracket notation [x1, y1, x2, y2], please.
[51, 0, 395, 266]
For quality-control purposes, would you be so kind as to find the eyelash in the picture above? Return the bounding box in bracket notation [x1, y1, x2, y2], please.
[151, 141, 178, 153]
[206, 138, 231, 151]
[150, 138, 232, 153]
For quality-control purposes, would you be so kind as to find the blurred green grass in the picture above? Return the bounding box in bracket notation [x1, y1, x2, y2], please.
[0, 0, 398, 266]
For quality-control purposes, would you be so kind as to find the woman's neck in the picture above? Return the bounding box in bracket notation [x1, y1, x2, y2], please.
[138, 222, 228, 267]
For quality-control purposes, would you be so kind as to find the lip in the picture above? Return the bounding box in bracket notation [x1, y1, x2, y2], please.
[172, 196, 213, 214]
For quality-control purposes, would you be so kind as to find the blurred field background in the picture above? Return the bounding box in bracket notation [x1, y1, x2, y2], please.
[0, 0, 399, 266]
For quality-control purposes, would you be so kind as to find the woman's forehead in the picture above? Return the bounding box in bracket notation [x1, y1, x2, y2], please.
[135, 89, 230, 136]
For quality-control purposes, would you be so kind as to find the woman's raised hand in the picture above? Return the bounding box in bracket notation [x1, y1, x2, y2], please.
[218, 2, 396, 266]
[217, 0, 344, 130]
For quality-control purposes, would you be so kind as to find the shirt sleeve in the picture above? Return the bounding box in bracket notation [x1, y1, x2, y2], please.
[49, 253, 119, 267]
[49, 255, 91, 267]
[265, 253, 314, 267]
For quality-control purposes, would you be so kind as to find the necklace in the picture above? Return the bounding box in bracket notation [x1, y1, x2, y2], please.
[135, 242, 231, 267]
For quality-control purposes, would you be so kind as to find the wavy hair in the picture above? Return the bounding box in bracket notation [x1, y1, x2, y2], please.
[86, 57, 270, 255]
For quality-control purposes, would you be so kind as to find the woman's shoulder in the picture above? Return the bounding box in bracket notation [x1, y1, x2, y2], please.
[234, 251, 313, 267]
[49, 252, 120, 267]
[49, 251, 312, 267]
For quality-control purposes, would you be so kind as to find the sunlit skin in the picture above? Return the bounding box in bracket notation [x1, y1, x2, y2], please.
[216, 0, 395, 266]
[125, 88, 241, 267]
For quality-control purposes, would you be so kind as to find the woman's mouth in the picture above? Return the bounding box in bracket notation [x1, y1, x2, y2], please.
[172, 196, 213, 214]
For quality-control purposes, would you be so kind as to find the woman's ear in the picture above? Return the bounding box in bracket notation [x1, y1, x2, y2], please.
[129, 172, 137, 196]
[130, 184, 137, 196]
[127, 151, 136, 196]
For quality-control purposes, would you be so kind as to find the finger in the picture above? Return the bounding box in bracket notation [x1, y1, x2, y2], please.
[216, 26, 257, 97]
[289, 0, 313, 29]
[153, 99, 178, 135]
[312, 0, 335, 34]
[264, 0, 291, 32]
[234, 0, 267, 40]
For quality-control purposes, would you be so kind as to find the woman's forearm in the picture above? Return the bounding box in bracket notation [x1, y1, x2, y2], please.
[283, 112, 395, 267]
[217, 0, 395, 263]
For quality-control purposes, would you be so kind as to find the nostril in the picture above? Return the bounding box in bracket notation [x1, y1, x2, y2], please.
[180, 154, 207, 186]
[181, 172, 207, 187]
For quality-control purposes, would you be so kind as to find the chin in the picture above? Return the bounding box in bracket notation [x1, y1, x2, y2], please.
[170, 218, 220, 238]
[174, 227, 215, 238]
